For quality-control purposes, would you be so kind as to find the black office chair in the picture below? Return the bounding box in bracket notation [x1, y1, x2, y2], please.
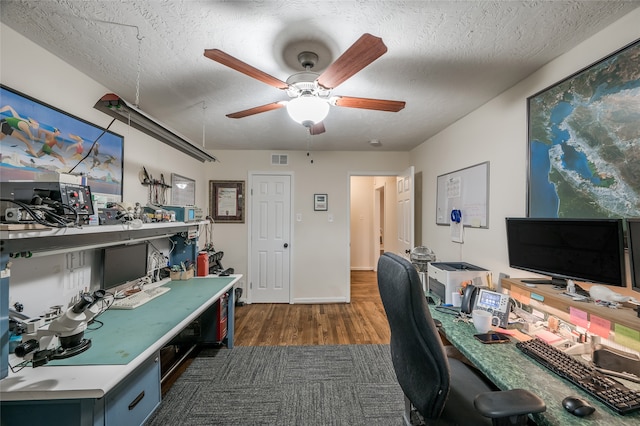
[377, 252, 545, 425]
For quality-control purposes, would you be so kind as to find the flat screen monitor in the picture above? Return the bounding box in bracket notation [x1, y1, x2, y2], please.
[102, 243, 148, 290]
[626, 218, 640, 294]
[505, 218, 626, 287]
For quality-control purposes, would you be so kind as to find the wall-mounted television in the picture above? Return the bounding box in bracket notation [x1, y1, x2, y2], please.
[626, 218, 640, 294]
[101, 243, 148, 291]
[505, 218, 626, 287]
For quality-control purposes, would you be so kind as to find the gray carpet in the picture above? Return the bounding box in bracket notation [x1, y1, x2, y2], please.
[145, 344, 405, 425]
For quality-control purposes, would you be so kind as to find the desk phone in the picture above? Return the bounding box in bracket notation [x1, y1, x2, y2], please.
[472, 288, 510, 328]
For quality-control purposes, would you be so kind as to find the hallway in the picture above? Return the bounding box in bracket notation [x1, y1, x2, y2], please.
[234, 270, 390, 346]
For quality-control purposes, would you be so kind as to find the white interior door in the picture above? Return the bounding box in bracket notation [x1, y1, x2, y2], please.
[249, 174, 292, 303]
[396, 166, 415, 259]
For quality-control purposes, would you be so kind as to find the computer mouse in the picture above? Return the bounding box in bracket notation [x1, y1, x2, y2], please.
[562, 396, 596, 417]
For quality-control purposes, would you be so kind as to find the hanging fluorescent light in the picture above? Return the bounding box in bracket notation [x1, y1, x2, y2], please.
[286, 94, 330, 128]
[94, 93, 217, 162]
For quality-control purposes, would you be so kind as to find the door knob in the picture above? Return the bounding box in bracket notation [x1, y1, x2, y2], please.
[284, 243, 289, 248]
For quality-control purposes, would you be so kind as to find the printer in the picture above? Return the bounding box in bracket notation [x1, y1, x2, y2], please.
[427, 262, 490, 305]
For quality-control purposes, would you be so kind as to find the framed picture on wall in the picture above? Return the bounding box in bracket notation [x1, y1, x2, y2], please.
[171, 173, 196, 206]
[0, 84, 124, 201]
[209, 180, 245, 223]
[314, 194, 328, 211]
[527, 38, 640, 218]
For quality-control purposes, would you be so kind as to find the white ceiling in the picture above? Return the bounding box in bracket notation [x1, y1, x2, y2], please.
[2, 1, 638, 153]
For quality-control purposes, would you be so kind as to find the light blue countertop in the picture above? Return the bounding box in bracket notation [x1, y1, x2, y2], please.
[49, 276, 235, 366]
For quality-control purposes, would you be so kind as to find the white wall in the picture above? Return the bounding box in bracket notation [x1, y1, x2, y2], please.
[411, 8, 640, 283]
[204, 150, 408, 302]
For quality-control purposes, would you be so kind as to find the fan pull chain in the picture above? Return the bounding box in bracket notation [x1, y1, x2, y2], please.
[306, 132, 314, 164]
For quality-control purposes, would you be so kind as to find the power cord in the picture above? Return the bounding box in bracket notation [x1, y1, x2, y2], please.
[1, 198, 78, 228]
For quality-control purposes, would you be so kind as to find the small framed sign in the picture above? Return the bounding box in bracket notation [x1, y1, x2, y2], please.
[314, 194, 328, 211]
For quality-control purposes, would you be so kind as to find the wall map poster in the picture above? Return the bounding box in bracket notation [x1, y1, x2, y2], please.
[527, 39, 640, 218]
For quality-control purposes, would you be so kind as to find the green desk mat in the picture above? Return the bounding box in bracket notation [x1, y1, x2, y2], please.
[47, 276, 234, 366]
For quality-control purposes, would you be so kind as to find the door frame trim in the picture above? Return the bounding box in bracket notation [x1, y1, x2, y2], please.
[247, 171, 294, 304]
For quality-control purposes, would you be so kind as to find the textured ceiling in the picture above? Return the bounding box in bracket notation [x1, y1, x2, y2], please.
[1, 1, 638, 152]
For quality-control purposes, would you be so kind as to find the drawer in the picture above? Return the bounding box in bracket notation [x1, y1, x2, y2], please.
[105, 355, 161, 426]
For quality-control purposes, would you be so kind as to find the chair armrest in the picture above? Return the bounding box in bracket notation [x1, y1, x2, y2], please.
[474, 389, 546, 419]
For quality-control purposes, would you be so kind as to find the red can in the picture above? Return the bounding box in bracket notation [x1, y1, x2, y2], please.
[197, 251, 209, 277]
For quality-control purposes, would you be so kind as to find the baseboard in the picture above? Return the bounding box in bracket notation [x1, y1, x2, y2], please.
[293, 296, 349, 304]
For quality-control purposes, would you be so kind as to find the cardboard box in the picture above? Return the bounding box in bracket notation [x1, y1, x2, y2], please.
[170, 269, 194, 281]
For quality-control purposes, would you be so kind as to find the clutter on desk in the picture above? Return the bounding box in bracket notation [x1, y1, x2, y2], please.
[10, 290, 108, 371]
[99, 201, 144, 225]
[170, 261, 194, 280]
[201, 243, 234, 277]
[98, 201, 204, 225]
[1, 180, 94, 227]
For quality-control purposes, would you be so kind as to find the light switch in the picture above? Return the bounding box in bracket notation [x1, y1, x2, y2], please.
[328, 213, 334, 222]
[296, 213, 302, 222]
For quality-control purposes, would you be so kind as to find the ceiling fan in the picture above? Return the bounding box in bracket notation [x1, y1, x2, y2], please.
[204, 33, 406, 135]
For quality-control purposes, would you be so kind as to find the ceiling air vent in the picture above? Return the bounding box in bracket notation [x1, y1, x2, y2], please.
[271, 154, 289, 165]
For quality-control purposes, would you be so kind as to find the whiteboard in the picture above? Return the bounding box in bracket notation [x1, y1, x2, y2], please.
[436, 161, 489, 228]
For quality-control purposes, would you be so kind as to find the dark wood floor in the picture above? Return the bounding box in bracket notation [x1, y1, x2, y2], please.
[234, 270, 390, 346]
[162, 270, 388, 394]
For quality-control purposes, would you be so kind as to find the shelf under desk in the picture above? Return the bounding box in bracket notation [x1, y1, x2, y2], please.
[430, 306, 640, 425]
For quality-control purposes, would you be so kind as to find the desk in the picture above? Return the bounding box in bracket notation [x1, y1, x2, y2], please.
[430, 307, 640, 425]
[0, 275, 239, 426]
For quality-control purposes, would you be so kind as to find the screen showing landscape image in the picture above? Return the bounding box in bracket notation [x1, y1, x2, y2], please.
[0, 85, 123, 200]
[528, 39, 640, 218]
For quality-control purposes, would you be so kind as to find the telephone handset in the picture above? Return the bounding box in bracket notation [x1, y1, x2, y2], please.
[460, 285, 480, 314]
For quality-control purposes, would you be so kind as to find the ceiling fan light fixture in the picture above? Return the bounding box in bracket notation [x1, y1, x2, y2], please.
[286, 95, 330, 127]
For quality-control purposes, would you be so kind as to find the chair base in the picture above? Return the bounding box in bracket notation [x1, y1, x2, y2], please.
[404, 390, 544, 426]
[403, 395, 425, 426]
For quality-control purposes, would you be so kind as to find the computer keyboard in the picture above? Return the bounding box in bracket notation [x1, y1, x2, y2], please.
[517, 338, 640, 415]
[110, 286, 171, 310]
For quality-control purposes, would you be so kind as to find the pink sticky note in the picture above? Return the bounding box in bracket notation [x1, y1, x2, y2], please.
[535, 330, 563, 344]
[569, 307, 589, 329]
[588, 315, 611, 339]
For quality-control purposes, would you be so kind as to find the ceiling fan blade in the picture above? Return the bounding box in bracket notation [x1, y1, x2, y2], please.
[204, 49, 288, 90]
[333, 96, 405, 112]
[226, 102, 285, 119]
[309, 122, 326, 135]
[317, 33, 388, 89]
